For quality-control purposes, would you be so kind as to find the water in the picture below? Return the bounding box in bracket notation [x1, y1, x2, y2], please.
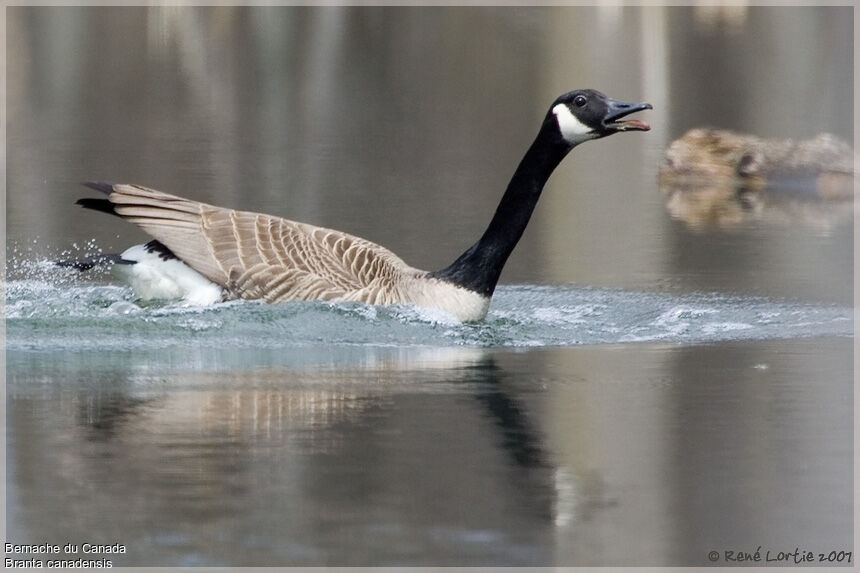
[4, 262, 854, 566]
[5, 5, 854, 567]
[5, 264, 853, 354]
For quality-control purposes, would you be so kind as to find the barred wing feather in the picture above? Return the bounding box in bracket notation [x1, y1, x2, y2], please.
[108, 184, 416, 303]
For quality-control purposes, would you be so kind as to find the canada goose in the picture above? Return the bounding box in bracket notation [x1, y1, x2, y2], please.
[61, 89, 651, 321]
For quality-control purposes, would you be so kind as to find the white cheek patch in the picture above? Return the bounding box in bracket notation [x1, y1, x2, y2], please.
[552, 103, 597, 144]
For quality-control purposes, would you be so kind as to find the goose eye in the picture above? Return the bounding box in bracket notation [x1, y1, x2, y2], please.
[573, 95, 587, 107]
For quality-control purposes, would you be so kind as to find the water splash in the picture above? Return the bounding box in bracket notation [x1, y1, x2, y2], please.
[4, 257, 852, 353]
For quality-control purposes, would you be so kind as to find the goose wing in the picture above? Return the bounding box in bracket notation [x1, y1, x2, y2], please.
[101, 183, 416, 302]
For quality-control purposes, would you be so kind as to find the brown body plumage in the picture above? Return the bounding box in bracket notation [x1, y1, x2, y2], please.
[104, 183, 490, 319]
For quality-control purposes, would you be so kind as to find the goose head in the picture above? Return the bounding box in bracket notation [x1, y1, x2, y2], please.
[549, 89, 652, 146]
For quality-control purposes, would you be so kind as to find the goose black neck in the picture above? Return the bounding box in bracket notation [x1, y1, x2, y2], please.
[430, 119, 572, 296]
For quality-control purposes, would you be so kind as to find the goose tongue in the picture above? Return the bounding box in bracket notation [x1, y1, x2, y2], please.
[616, 118, 651, 131]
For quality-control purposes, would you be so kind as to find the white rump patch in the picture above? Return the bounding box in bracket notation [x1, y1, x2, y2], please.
[552, 103, 596, 144]
[112, 244, 223, 306]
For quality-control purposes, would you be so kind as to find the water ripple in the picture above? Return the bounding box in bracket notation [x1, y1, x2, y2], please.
[4, 269, 852, 353]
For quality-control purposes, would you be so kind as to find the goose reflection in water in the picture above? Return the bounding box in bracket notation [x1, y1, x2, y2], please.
[11, 348, 611, 565]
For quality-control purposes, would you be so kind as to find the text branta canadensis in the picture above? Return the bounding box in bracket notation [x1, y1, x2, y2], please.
[60, 90, 651, 322]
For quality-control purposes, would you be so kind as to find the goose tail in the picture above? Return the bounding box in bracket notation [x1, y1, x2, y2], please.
[55, 253, 133, 271]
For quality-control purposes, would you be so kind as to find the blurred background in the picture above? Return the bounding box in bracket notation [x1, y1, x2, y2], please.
[7, 5, 853, 303]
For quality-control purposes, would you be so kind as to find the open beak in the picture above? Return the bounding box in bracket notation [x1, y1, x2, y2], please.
[604, 99, 652, 132]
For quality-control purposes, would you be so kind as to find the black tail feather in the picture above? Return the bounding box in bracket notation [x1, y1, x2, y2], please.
[81, 181, 116, 195]
[55, 254, 134, 272]
[63, 182, 128, 270]
[76, 197, 119, 217]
